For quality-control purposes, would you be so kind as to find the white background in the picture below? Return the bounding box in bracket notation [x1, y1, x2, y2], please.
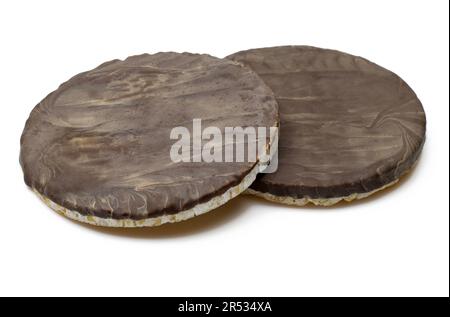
[0, 0, 448, 297]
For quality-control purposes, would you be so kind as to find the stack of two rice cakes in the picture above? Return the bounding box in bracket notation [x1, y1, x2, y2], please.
[20, 46, 426, 227]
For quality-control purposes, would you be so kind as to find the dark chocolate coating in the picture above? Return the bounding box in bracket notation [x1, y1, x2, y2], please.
[20, 53, 279, 220]
[227, 46, 426, 199]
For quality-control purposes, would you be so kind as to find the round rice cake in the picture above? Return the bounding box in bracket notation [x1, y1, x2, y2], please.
[227, 46, 426, 206]
[20, 52, 279, 227]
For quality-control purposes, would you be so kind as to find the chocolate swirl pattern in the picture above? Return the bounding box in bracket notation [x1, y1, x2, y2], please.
[228, 46, 426, 204]
[20, 53, 279, 225]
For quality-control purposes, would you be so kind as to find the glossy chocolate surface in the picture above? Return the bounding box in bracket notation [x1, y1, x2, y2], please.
[20, 53, 278, 219]
[228, 46, 426, 199]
